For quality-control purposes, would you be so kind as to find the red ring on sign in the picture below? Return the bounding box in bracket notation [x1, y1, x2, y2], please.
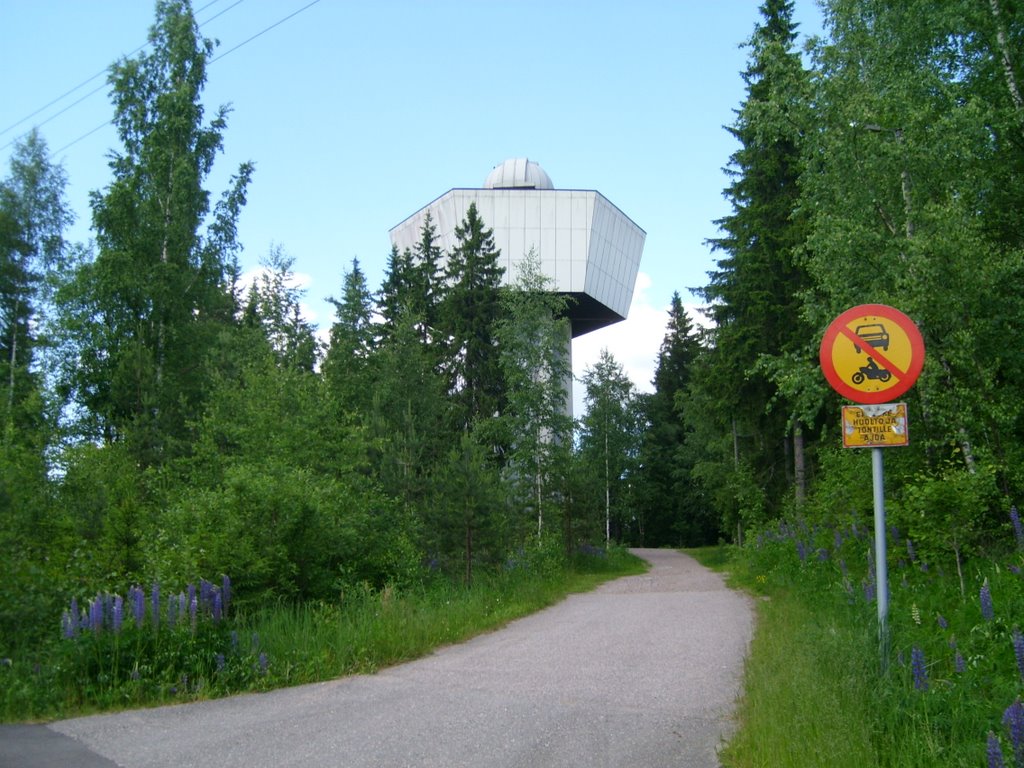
[819, 304, 925, 404]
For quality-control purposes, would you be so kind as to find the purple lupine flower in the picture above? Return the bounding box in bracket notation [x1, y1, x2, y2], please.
[212, 591, 222, 622]
[221, 575, 231, 614]
[131, 586, 145, 626]
[911, 646, 928, 691]
[864, 579, 876, 603]
[200, 579, 213, 609]
[937, 614, 948, 630]
[1011, 506, 1024, 551]
[954, 651, 965, 674]
[981, 579, 995, 621]
[1003, 699, 1024, 765]
[215, 653, 226, 672]
[257, 652, 268, 674]
[796, 540, 807, 561]
[906, 538, 917, 562]
[1013, 628, 1024, 683]
[817, 548, 829, 562]
[62, 610, 75, 639]
[112, 595, 123, 634]
[150, 583, 160, 631]
[88, 597, 103, 633]
[178, 592, 186, 623]
[65, 597, 79, 638]
[834, 529, 843, 551]
[988, 732, 1006, 768]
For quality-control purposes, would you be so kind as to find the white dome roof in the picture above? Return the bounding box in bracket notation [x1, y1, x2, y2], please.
[484, 158, 553, 190]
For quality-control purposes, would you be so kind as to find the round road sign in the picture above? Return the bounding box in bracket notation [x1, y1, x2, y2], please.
[819, 304, 925, 404]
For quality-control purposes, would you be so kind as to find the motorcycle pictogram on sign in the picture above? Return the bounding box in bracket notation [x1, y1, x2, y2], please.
[819, 305, 925, 404]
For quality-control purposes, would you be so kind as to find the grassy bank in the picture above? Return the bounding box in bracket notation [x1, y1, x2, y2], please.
[690, 519, 1024, 768]
[1, 547, 646, 722]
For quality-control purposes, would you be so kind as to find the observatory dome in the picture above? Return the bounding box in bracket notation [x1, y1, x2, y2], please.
[484, 158, 553, 190]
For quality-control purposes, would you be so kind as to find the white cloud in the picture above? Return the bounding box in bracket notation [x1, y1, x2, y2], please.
[568, 276, 714, 418]
[570, 272, 667, 417]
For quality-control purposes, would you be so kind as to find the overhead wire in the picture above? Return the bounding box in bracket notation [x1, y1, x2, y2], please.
[0, 0, 229, 141]
[4, 0, 320, 156]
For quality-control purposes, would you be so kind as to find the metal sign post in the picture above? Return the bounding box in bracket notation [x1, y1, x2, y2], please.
[872, 447, 890, 667]
[820, 305, 925, 672]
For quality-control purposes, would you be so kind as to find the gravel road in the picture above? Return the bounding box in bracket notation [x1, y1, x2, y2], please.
[2, 548, 753, 768]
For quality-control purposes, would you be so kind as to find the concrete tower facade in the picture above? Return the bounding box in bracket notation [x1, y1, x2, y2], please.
[389, 159, 645, 415]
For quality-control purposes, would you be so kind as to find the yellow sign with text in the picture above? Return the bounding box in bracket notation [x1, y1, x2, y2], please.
[842, 403, 909, 448]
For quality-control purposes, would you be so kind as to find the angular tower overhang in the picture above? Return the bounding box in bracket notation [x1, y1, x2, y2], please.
[389, 177, 645, 339]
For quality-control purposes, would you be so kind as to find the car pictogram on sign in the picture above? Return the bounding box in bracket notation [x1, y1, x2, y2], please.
[854, 323, 889, 353]
[819, 304, 925, 404]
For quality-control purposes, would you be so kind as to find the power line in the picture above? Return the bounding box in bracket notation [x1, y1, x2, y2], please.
[210, 0, 320, 64]
[1, 0, 230, 141]
[46, 0, 322, 156]
[1, 0, 269, 154]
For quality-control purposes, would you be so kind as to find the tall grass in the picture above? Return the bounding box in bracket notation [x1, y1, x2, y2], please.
[693, 511, 1024, 768]
[0, 546, 645, 722]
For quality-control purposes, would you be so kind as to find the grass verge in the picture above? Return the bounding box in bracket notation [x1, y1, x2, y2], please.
[1, 547, 646, 722]
[688, 528, 1024, 768]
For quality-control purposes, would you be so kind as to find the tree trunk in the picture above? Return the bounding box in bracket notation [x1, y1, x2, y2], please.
[604, 430, 611, 547]
[794, 422, 806, 505]
[989, 0, 1024, 114]
[5, 305, 17, 435]
[464, 518, 473, 587]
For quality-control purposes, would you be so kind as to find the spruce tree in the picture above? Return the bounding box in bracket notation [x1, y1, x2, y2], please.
[635, 293, 707, 545]
[439, 202, 505, 433]
[697, 0, 812, 523]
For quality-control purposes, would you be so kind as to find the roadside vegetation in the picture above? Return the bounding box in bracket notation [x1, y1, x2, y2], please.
[1, 544, 645, 722]
[693, 502, 1024, 768]
[4, 0, 1024, 753]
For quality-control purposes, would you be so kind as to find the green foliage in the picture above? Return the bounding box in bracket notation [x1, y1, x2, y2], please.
[57, 0, 250, 464]
[0, 547, 644, 721]
[717, 508, 1024, 768]
[692, 0, 816, 531]
[634, 294, 709, 546]
[893, 462, 1003, 579]
[429, 432, 504, 585]
[439, 201, 505, 431]
[577, 350, 643, 545]
[496, 250, 573, 541]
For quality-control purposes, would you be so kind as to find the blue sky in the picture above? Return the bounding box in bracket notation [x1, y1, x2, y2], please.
[1, 0, 823, 413]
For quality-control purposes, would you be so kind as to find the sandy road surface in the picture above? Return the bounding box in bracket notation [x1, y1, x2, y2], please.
[2, 549, 753, 768]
